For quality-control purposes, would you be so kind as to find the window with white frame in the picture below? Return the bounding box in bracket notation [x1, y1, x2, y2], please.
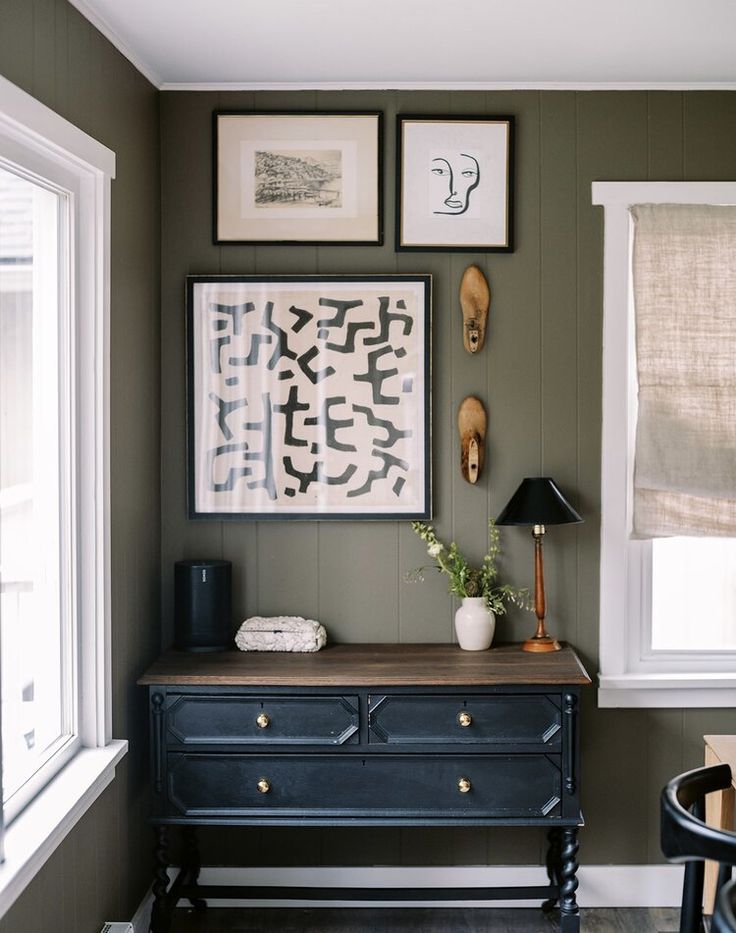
[594, 182, 736, 708]
[0, 161, 79, 821]
[0, 75, 125, 917]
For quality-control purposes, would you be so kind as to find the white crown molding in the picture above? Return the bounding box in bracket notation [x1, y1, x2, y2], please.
[65, 0, 162, 88]
[159, 80, 736, 92]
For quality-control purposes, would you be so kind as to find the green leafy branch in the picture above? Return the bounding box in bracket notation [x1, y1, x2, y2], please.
[406, 519, 531, 616]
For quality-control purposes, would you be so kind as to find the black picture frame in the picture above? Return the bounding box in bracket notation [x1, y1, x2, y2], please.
[186, 274, 431, 520]
[213, 111, 383, 246]
[396, 114, 514, 252]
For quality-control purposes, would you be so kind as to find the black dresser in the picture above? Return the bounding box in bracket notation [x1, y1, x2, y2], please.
[139, 643, 591, 932]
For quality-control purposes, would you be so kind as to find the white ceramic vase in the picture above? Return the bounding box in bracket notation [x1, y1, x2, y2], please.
[454, 597, 495, 651]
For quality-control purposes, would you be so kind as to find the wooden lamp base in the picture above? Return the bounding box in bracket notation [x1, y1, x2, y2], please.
[523, 633, 561, 653]
[522, 526, 561, 653]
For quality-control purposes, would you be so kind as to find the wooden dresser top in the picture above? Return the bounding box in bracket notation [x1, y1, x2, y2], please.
[138, 643, 591, 687]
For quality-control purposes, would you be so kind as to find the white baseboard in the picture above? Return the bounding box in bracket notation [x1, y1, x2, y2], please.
[127, 864, 685, 914]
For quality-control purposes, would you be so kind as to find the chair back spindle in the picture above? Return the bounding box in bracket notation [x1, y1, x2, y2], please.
[660, 764, 736, 933]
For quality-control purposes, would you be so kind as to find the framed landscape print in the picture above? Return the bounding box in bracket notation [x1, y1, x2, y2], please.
[187, 274, 431, 519]
[214, 112, 383, 245]
[396, 114, 514, 252]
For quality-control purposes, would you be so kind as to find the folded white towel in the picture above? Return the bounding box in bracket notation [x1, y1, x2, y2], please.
[234, 616, 327, 653]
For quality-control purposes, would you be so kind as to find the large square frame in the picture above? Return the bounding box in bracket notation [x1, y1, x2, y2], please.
[187, 274, 431, 520]
[396, 114, 514, 252]
[214, 111, 383, 245]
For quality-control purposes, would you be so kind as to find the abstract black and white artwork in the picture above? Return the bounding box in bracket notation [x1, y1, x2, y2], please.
[396, 115, 514, 252]
[187, 275, 431, 519]
[214, 113, 382, 245]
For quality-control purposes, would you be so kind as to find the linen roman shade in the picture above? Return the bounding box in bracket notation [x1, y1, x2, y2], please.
[631, 203, 736, 537]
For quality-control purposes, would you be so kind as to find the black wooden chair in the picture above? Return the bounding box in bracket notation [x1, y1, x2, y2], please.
[712, 878, 736, 933]
[661, 763, 736, 933]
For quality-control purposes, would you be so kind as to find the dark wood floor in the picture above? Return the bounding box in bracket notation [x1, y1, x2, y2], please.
[170, 906, 681, 932]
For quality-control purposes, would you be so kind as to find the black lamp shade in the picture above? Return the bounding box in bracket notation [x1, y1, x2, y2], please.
[496, 477, 583, 527]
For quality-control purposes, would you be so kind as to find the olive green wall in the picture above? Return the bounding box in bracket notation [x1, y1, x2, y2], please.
[0, 1, 161, 930]
[161, 89, 736, 869]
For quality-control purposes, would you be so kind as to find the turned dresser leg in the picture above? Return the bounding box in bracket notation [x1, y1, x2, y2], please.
[542, 827, 563, 912]
[150, 825, 172, 933]
[559, 827, 580, 932]
[182, 825, 207, 910]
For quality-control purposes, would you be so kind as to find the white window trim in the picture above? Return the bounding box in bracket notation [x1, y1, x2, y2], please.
[593, 180, 736, 708]
[0, 75, 126, 916]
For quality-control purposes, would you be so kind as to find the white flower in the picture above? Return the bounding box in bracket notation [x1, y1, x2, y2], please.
[427, 542, 442, 558]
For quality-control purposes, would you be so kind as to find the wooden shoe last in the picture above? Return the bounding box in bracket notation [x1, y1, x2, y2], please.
[459, 265, 490, 354]
[458, 396, 487, 484]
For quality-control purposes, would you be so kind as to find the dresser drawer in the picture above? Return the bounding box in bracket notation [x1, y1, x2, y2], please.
[166, 753, 561, 819]
[368, 694, 561, 746]
[165, 694, 359, 746]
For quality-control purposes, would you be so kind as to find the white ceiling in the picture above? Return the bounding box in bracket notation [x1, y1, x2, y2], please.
[69, 0, 736, 90]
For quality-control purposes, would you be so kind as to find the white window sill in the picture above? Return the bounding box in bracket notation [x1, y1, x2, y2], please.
[0, 739, 128, 920]
[598, 673, 736, 708]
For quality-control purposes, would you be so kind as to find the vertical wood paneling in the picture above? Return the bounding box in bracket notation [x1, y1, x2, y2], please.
[64, 4, 92, 128]
[60, 831, 78, 929]
[159, 87, 736, 872]
[216, 94, 262, 624]
[394, 93, 455, 642]
[486, 826, 544, 865]
[72, 795, 100, 930]
[682, 709, 736, 770]
[647, 92, 684, 179]
[318, 522, 400, 642]
[574, 92, 649, 864]
[684, 92, 736, 179]
[160, 90, 223, 644]
[257, 523, 320, 620]
[644, 710, 684, 863]
[539, 93, 579, 647]
[32, 0, 56, 108]
[323, 827, 401, 867]
[51, 0, 68, 115]
[575, 91, 647, 666]
[482, 91, 543, 646]
[0, 0, 33, 91]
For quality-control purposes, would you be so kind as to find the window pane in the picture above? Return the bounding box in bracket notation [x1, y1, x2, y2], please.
[0, 164, 73, 805]
[651, 537, 736, 651]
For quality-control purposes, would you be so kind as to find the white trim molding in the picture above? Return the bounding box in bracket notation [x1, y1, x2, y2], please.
[0, 73, 122, 914]
[130, 864, 684, 915]
[593, 180, 736, 708]
[161, 81, 736, 92]
[0, 75, 115, 178]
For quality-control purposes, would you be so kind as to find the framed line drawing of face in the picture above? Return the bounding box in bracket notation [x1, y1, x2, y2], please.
[430, 152, 481, 215]
[186, 274, 431, 520]
[396, 115, 514, 252]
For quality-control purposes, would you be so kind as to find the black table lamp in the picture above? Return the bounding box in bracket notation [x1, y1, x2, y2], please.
[496, 477, 583, 653]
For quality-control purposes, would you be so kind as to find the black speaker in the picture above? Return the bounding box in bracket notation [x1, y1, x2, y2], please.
[174, 559, 232, 651]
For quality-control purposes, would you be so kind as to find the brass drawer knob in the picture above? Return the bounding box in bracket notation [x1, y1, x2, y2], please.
[256, 713, 270, 729]
[257, 778, 271, 794]
[458, 777, 471, 794]
[457, 711, 472, 727]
